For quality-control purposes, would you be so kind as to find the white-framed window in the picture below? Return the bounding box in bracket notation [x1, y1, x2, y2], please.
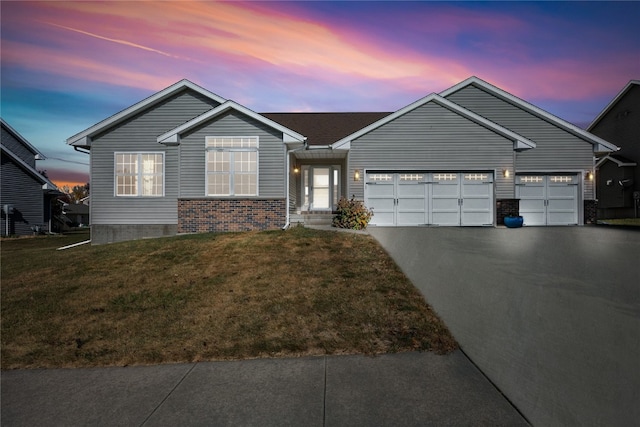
[115, 152, 164, 197]
[206, 137, 258, 196]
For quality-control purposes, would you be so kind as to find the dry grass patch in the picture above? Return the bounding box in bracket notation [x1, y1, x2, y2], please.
[1, 227, 457, 369]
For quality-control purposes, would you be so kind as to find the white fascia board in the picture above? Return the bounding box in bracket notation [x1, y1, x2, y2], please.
[331, 93, 535, 150]
[66, 79, 227, 147]
[588, 80, 640, 131]
[440, 76, 619, 153]
[595, 155, 637, 168]
[1, 118, 47, 159]
[157, 100, 306, 144]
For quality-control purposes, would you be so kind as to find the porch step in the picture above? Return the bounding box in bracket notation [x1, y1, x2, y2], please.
[290, 212, 334, 226]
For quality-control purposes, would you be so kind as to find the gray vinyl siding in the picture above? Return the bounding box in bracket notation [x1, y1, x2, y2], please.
[1, 126, 37, 167]
[446, 85, 595, 198]
[1, 153, 44, 235]
[90, 89, 219, 225]
[348, 102, 515, 200]
[179, 110, 285, 198]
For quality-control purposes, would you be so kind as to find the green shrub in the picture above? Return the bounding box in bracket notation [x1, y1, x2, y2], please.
[332, 196, 374, 230]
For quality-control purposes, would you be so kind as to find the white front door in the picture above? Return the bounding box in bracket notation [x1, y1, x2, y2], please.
[516, 175, 579, 225]
[303, 166, 340, 211]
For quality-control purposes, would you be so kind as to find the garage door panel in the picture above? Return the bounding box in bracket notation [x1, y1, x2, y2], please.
[366, 171, 494, 227]
[397, 211, 427, 226]
[516, 175, 578, 226]
[432, 184, 459, 197]
[461, 212, 492, 226]
[370, 211, 395, 226]
[518, 185, 545, 198]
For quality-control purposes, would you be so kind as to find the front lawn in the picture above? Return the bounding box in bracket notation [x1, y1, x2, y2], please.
[1, 227, 457, 369]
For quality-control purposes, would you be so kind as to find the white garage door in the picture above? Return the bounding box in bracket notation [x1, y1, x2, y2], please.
[516, 175, 579, 225]
[366, 172, 493, 226]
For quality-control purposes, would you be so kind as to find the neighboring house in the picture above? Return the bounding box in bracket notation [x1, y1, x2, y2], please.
[1, 118, 60, 236]
[67, 77, 618, 245]
[588, 80, 640, 219]
[56, 200, 90, 229]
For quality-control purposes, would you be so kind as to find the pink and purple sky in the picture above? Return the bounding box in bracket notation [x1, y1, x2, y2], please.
[1, 1, 639, 188]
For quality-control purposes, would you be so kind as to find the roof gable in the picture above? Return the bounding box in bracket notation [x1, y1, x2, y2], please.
[1, 118, 46, 159]
[331, 93, 535, 151]
[440, 76, 619, 153]
[157, 100, 306, 145]
[1, 143, 58, 190]
[596, 154, 637, 168]
[588, 80, 640, 131]
[67, 80, 226, 147]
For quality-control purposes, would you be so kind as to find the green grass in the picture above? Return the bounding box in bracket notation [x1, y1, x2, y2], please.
[1, 227, 457, 369]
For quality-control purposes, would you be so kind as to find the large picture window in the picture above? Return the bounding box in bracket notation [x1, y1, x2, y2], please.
[115, 152, 164, 197]
[206, 137, 258, 196]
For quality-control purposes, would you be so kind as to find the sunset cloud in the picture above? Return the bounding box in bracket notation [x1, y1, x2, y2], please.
[1, 1, 638, 182]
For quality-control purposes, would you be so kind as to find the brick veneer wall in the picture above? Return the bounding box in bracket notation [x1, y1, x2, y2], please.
[178, 199, 286, 233]
[496, 199, 520, 225]
[584, 200, 597, 225]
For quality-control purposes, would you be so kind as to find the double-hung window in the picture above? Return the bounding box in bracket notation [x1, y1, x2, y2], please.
[206, 137, 258, 196]
[115, 152, 164, 197]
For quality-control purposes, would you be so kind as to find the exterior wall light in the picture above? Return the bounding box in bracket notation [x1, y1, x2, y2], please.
[503, 169, 510, 178]
[354, 170, 361, 181]
[293, 165, 299, 174]
[586, 171, 594, 181]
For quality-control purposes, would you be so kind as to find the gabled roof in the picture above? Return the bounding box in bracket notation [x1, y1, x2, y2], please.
[331, 93, 536, 151]
[67, 79, 226, 148]
[157, 100, 306, 145]
[0, 144, 58, 191]
[262, 112, 391, 146]
[1, 118, 46, 159]
[440, 76, 620, 153]
[595, 154, 637, 168]
[588, 80, 640, 131]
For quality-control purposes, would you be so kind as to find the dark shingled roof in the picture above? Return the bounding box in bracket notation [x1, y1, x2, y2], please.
[262, 112, 392, 146]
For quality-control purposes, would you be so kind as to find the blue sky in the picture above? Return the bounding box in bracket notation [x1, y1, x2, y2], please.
[1, 1, 638, 186]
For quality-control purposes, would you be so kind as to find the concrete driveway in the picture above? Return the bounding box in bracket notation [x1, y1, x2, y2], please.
[369, 226, 640, 427]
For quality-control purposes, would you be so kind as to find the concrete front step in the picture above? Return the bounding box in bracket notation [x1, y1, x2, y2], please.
[290, 212, 334, 226]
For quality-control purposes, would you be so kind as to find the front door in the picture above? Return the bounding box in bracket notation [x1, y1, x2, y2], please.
[303, 166, 340, 211]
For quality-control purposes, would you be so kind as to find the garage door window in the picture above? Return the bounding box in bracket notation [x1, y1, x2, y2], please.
[550, 176, 573, 183]
[369, 173, 393, 181]
[433, 173, 457, 181]
[400, 174, 424, 181]
[464, 173, 489, 181]
[519, 176, 543, 183]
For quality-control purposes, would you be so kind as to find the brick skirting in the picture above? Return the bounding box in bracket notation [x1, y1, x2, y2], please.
[584, 200, 597, 225]
[496, 199, 520, 225]
[178, 199, 286, 233]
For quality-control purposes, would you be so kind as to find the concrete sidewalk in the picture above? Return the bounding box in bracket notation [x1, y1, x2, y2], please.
[1, 351, 527, 426]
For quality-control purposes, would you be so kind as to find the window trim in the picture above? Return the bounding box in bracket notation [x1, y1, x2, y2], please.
[205, 136, 259, 197]
[114, 152, 165, 197]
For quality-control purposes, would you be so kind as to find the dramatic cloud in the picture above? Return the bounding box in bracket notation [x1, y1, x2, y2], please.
[1, 1, 638, 186]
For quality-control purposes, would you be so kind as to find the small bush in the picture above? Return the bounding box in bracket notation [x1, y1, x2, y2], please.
[332, 196, 374, 230]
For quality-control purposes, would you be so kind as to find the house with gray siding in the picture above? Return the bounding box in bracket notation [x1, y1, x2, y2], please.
[67, 77, 618, 244]
[1, 118, 59, 236]
[588, 80, 640, 219]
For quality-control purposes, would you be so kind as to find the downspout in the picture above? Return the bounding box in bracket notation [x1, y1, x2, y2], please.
[282, 143, 307, 230]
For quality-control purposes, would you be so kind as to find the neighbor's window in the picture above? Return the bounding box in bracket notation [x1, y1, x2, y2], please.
[115, 152, 164, 197]
[206, 137, 258, 196]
